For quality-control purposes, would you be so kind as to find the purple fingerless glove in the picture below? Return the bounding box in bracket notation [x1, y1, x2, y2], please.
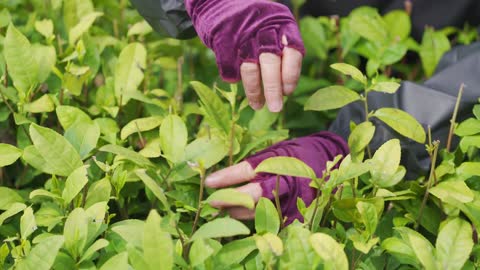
[245, 131, 349, 225]
[185, 0, 305, 82]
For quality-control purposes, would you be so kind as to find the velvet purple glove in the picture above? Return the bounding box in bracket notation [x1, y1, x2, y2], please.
[185, 0, 305, 82]
[245, 131, 349, 224]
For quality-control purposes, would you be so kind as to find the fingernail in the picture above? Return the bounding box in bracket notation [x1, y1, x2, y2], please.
[249, 101, 263, 110]
[205, 175, 216, 187]
[268, 101, 283, 112]
[284, 84, 295, 95]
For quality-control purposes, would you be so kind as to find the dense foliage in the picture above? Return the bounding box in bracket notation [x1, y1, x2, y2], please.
[0, 0, 480, 269]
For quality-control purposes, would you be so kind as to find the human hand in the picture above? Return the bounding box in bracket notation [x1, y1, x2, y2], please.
[204, 132, 349, 225]
[186, 0, 305, 112]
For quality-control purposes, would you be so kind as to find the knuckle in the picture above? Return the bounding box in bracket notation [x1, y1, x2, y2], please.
[263, 84, 282, 94]
[240, 63, 258, 75]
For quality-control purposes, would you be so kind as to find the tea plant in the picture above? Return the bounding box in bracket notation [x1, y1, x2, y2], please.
[0, 0, 479, 269]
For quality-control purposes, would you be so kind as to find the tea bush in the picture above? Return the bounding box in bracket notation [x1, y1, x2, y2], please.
[0, 0, 479, 269]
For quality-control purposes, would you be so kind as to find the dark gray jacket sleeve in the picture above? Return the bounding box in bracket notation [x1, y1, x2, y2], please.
[129, 0, 196, 39]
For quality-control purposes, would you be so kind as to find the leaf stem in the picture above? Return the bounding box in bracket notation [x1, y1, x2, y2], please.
[362, 92, 373, 158]
[190, 169, 206, 238]
[228, 120, 236, 166]
[416, 127, 439, 230]
[446, 83, 465, 152]
[274, 175, 284, 229]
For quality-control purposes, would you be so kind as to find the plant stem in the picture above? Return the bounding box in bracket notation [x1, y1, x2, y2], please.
[190, 170, 206, 237]
[274, 175, 284, 229]
[446, 83, 465, 152]
[228, 120, 236, 166]
[309, 187, 322, 231]
[416, 137, 439, 230]
[175, 57, 184, 112]
[363, 93, 373, 158]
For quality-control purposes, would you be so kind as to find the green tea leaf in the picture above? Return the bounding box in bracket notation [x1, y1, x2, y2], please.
[191, 217, 250, 241]
[395, 227, 438, 270]
[99, 252, 129, 270]
[255, 156, 316, 179]
[436, 218, 473, 270]
[457, 162, 480, 179]
[127, 20, 153, 37]
[0, 9, 11, 28]
[460, 135, 480, 152]
[63, 65, 90, 96]
[255, 198, 280, 235]
[16, 235, 64, 270]
[99, 144, 153, 167]
[160, 114, 188, 163]
[64, 208, 89, 259]
[330, 63, 366, 85]
[373, 108, 426, 143]
[114, 43, 146, 105]
[279, 225, 317, 269]
[63, 0, 94, 30]
[0, 143, 22, 167]
[349, 10, 388, 43]
[309, 233, 348, 270]
[65, 121, 100, 159]
[120, 116, 163, 140]
[382, 237, 419, 267]
[79, 239, 109, 264]
[348, 121, 375, 154]
[34, 19, 54, 39]
[371, 81, 401, 94]
[430, 181, 474, 204]
[20, 207, 37, 239]
[85, 177, 112, 208]
[32, 44, 56, 83]
[62, 165, 89, 205]
[24, 94, 55, 113]
[4, 24, 38, 94]
[455, 118, 480, 136]
[69, 12, 103, 45]
[29, 124, 83, 176]
[216, 237, 257, 267]
[305, 85, 361, 111]
[22, 146, 57, 175]
[56, 105, 92, 130]
[206, 189, 255, 209]
[135, 170, 170, 210]
[189, 239, 215, 267]
[370, 139, 401, 185]
[190, 81, 231, 134]
[420, 28, 450, 77]
[144, 210, 173, 270]
[356, 201, 378, 236]
[172, 135, 228, 181]
[383, 10, 411, 40]
[0, 187, 24, 210]
[0, 203, 26, 225]
[300, 17, 328, 59]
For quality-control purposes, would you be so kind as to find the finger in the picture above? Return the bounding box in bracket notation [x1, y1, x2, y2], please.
[209, 182, 263, 209]
[205, 161, 256, 188]
[281, 47, 303, 95]
[227, 207, 256, 220]
[259, 53, 283, 112]
[241, 62, 264, 110]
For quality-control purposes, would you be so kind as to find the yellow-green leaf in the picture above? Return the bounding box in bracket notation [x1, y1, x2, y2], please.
[305, 85, 361, 111]
[373, 108, 426, 143]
